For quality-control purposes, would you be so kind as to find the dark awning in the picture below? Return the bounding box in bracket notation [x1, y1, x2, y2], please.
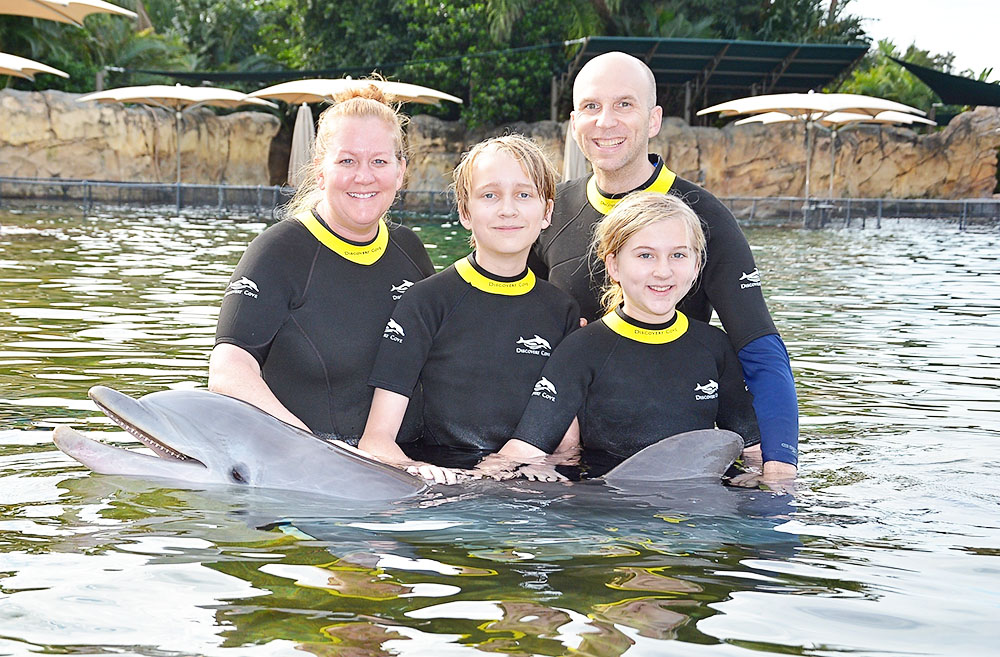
[890, 57, 1000, 107]
[563, 36, 868, 122]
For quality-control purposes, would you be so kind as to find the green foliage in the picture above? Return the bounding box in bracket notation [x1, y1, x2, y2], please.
[2, 0, 869, 123]
[837, 40, 955, 115]
[395, 0, 567, 126]
[0, 13, 188, 92]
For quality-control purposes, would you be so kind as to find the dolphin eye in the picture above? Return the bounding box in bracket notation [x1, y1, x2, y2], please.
[230, 464, 250, 484]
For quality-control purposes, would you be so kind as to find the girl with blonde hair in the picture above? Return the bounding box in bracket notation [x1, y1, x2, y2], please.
[509, 191, 760, 468]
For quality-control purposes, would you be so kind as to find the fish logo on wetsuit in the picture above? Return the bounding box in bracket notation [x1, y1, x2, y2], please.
[391, 279, 414, 300]
[516, 335, 552, 356]
[739, 268, 762, 289]
[383, 319, 405, 343]
[532, 376, 557, 402]
[694, 379, 719, 400]
[224, 276, 259, 298]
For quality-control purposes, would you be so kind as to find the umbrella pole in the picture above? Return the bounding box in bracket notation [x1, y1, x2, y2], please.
[175, 110, 182, 212]
[804, 121, 812, 203]
[829, 130, 837, 199]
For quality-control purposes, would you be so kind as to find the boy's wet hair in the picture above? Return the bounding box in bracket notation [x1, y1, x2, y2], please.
[452, 134, 558, 221]
[592, 192, 707, 314]
[287, 81, 408, 219]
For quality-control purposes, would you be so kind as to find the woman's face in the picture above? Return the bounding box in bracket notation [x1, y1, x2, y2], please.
[605, 218, 699, 324]
[315, 115, 405, 241]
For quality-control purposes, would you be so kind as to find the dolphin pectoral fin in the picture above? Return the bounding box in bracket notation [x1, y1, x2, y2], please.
[52, 426, 211, 481]
[602, 429, 744, 483]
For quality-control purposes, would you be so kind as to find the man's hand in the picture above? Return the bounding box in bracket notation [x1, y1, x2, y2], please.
[730, 444, 797, 492]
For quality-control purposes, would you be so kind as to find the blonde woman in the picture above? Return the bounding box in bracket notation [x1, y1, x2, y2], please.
[210, 85, 434, 444]
[511, 191, 760, 466]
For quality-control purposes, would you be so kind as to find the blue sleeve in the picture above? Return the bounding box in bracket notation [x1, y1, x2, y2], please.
[737, 334, 799, 466]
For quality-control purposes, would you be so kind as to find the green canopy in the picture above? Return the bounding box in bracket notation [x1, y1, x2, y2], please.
[891, 57, 1000, 107]
[563, 36, 868, 122]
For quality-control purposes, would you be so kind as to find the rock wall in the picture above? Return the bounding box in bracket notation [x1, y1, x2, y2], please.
[3, 89, 998, 199]
[407, 107, 1000, 199]
[0, 89, 279, 185]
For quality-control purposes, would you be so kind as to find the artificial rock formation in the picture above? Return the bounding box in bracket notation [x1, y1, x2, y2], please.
[3, 89, 998, 199]
[0, 89, 279, 185]
[407, 107, 1000, 199]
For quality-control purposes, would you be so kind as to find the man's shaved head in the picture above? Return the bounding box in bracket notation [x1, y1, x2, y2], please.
[574, 52, 657, 109]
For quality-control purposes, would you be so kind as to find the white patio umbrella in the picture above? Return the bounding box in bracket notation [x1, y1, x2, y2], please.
[287, 102, 316, 187]
[248, 78, 464, 106]
[77, 84, 277, 183]
[250, 78, 462, 188]
[0, 51, 68, 79]
[0, 0, 137, 25]
[698, 92, 926, 200]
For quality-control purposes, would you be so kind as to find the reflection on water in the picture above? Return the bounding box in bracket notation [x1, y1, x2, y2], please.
[1, 211, 998, 656]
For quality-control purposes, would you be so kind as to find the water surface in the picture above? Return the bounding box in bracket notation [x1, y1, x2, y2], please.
[1, 210, 998, 656]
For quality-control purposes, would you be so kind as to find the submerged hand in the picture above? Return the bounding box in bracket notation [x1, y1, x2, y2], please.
[517, 463, 567, 482]
[474, 454, 520, 480]
[404, 462, 464, 485]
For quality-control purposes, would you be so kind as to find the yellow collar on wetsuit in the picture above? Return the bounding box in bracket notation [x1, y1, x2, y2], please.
[296, 211, 388, 265]
[455, 254, 535, 296]
[586, 159, 677, 215]
[602, 309, 689, 344]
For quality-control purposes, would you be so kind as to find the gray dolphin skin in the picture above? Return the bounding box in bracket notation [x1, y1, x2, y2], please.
[52, 386, 427, 501]
[52, 387, 744, 500]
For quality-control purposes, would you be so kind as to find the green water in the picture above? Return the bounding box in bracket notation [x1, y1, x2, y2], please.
[1, 209, 998, 656]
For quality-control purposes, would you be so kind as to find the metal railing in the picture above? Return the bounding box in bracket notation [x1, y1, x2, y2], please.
[2, 177, 998, 228]
[0, 176, 457, 223]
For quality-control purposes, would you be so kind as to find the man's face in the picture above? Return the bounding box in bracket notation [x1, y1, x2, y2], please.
[570, 59, 662, 180]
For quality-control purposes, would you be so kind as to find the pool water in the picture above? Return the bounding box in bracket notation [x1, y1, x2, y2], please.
[1, 210, 998, 656]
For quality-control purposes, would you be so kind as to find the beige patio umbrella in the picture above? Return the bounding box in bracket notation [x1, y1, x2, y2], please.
[287, 102, 316, 187]
[248, 78, 464, 106]
[0, 0, 137, 25]
[77, 84, 277, 183]
[698, 92, 926, 200]
[250, 78, 463, 188]
[734, 110, 936, 198]
[0, 51, 68, 79]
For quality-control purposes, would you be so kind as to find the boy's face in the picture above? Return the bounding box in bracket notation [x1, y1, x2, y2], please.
[459, 148, 553, 267]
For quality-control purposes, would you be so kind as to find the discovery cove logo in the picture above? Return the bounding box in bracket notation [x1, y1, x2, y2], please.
[533, 376, 557, 402]
[390, 279, 414, 300]
[383, 319, 405, 343]
[694, 379, 719, 400]
[224, 276, 258, 299]
[739, 268, 762, 289]
[516, 334, 552, 356]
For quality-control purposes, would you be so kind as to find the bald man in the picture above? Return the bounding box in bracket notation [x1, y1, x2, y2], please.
[531, 51, 798, 481]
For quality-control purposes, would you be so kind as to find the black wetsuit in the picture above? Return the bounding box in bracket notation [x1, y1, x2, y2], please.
[514, 307, 760, 459]
[215, 210, 434, 441]
[532, 156, 799, 466]
[369, 253, 580, 452]
[534, 155, 775, 342]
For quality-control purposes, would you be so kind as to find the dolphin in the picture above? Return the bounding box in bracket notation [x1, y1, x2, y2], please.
[52, 386, 745, 501]
[52, 386, 427, 501]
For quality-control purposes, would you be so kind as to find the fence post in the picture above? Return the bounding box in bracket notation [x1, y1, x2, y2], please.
[876, 198, 882, 229]
[176, 183, 181, 214]
[960, 200, 967, 231]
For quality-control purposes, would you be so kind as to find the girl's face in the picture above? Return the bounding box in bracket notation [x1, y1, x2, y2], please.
[315, 115, 405, 241]
[459, 148, 553, 270]
[605, 218, 699, 324]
